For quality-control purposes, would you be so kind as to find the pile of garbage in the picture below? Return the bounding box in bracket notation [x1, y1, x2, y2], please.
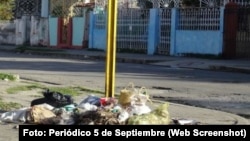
[0, 83, 171, 125]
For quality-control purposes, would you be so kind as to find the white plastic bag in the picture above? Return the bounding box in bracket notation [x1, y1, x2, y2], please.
[0, 107, 30, 123]
[130, 104, 151, 115]
[118, 110, 130, 122]
[130, 87, 151, 106]
[127, 103, 170, 125]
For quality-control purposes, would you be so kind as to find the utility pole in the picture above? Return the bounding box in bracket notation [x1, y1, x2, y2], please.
[105, 0, 118, 98]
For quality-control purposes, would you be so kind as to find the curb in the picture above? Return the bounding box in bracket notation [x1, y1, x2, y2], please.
[1, 48, 250, 74]
[209, 65, 250, 74]
[3, 49, 163, 64]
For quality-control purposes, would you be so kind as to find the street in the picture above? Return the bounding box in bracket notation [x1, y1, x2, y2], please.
[0, 51, 249, 120]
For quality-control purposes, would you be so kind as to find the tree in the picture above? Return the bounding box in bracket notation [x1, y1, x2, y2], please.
[181, 0, 200, 7]
[0, 0, 15, 20]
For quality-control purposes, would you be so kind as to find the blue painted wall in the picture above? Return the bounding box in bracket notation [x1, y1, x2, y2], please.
[89, 13, 106, 50]
[172, 7, 224, 56]
[48, 17, 58, 46]
[175, 31, 223, 55]
[92, 29, 106, 50]
[72, 17, 85, 46]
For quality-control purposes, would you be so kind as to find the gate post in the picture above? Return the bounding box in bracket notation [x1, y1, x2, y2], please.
[148, 8, 159, 55]
[223, 2, 239, 59]
[88, 12, 94, 49]
[170, 8, 178, 56]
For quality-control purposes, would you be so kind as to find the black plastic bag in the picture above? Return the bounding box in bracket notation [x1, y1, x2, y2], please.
[31, 89, 74, 108]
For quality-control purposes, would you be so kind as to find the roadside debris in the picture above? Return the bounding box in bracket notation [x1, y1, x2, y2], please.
[0, 107, 29, 123]
[0, 83, 199, 125]
[30, 89, 74, 108]
[172, 118, 201, 125]
[127, 103, 170, 125]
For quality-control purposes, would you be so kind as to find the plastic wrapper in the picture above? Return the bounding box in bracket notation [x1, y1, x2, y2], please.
[127, 103, 170, 125]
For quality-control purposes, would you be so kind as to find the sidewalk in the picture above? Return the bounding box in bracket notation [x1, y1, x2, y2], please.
[0, 45, 249, 125]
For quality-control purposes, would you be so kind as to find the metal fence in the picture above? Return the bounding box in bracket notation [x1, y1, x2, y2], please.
[14, 0, 41, 18]
[177, 7, 221, 30]
[49, 0, 84, 17]
[236, 7, 250, 58]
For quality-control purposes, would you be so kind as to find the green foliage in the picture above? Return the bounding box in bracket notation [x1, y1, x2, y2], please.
[6, 84, 43, 94]
[6, 83, 104, 96]
[0, 72, 18, 81]
[0, 0, 15, 20]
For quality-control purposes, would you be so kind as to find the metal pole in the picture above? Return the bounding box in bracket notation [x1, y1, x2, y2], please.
[105, 0, 118, 98]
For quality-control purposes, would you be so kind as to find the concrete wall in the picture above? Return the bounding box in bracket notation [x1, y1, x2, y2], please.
[72, 17, 85, 47]
[0, 0, 49, 46]
[30, 16, 49, 46]
[1, 5, 224, 57]
[15, 16, 30, 45]
[15, 16, 49, 46]
[171, 7, 224, 56]
[175, 31, 223, 55]
[0, 21, 16, 45]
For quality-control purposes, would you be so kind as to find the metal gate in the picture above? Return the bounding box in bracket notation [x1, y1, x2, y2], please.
[158, 8, 172, 55]
[94, 0, 151, 53]
[236, 6, 250, 58]
[117, 9, 150, 53]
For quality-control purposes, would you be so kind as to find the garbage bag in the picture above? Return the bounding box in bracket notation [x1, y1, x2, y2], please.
[31, 89, 74, 108]
[78, 95, 101, 107]
[127, 103, 170, 125]
[0, 107, 30, 123]
[28, 105, 56, 124]
[130, 104, 151, 115]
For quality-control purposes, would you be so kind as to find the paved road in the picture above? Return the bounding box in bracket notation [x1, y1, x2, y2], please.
[0, 51, 250, 120]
